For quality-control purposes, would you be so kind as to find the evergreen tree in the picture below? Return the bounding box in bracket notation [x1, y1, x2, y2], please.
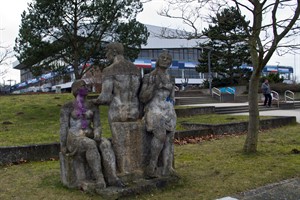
[14, 0, 149, 79]
[197, 7, 251, 84]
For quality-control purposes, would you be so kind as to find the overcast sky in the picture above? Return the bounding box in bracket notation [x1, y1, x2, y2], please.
[0, 0, 299, 83]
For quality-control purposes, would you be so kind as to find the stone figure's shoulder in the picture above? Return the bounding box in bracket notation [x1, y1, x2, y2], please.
[120, 59, 140, 76]
[142, 72, 154, 82]
[102, 66, 114, 77]
[61, 101, 74, 112]
[126, 60, 139, 70]
[143, 73, 150, 79]
[103, 61, 140, 76]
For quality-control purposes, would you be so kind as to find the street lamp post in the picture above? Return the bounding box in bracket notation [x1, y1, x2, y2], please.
[207, 48, 212, 96]
[7, 79, 15, 93]
[200, 47, 213, 95]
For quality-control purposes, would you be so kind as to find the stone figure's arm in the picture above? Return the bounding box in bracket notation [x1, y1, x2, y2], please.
[139, 75, 156, 103]
[93, 105, 102, 142]
[94, 76, 113, 105]
[60, 104, 70, 154]
[170, 84, 175, 102]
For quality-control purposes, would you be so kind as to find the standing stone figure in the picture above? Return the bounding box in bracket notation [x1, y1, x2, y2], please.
[60, 80, 123, 190]
[94, 42, 142, 175]
[139, 51, 177, 178]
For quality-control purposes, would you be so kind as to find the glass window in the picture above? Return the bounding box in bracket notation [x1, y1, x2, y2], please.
[168, 68, 181, 78]
[184, 68, 200, 78]
[172, 49, 180, 60]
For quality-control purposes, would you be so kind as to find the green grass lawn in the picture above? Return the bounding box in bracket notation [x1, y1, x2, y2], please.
[1, 93, 265, 146]
[0, 93, 111, 146]
[0, 93, 299, 199]
[0, 125, 299, 200]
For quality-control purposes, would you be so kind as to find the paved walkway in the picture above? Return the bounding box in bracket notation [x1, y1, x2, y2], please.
[191, 102, 300, 200]
[194, 102, 300, 123]
[218, 178, 300, 200]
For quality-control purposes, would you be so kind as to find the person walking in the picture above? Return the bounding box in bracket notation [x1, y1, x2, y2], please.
[261, 78, 272, 107]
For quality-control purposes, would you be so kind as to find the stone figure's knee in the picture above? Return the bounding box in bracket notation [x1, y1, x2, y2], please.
[83, 139, 98, 150]
[153, 130, 167, 142]
[99, 138, 112, 150]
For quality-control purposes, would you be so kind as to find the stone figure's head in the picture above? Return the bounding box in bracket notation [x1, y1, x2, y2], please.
[71, 80, 88, 97]
[156, 51, 172, 70]
[105, 42, 124, 62]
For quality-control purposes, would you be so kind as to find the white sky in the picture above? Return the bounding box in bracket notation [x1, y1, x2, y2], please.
[0, 0, 299, 84]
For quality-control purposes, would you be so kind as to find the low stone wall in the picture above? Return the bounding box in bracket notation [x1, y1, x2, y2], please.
[221, 93, 235, 102]
[180, 116, 296, 136]
[175, 128, 212, 139]
[175, 106, 215, 117]
[0, 143, 59, 165]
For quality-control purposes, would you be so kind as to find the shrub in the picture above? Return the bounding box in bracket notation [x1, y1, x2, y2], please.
[261, 73, 284, 84]
[270, 83, 300, 93]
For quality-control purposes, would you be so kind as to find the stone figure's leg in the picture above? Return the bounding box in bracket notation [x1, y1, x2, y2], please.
[162, 131, 176, 176]
[146, 126, 166, 178]
[99, 138, 124, 187]
[74, 155, 87, 184]
[82, 138, 106, 188]
[110, 122, 127, 174]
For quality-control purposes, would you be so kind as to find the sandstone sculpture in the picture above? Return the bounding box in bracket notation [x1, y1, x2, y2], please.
[60, 44, 178, 197]
[59, 80, 123, 190]
[139, 51, 177, 178]
[94, 42, 143, 176]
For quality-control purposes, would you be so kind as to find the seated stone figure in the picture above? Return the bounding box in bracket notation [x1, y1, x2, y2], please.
[59, 79, 123, 190]
[139, 51, 177, 178]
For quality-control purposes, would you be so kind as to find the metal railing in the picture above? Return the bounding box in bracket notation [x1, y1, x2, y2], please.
[284, 90, 294, 103]
[226, 87, 235, 94]
[212, 87, 222, 102]
[226, 87, 235, 101]
[271, 90, 279, 107]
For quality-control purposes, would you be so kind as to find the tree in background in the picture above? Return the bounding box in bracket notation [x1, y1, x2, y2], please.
[159, 0, 300, 153]
[262, 73, 284, 84]
[0, 29, 13, 78]
[14, 0, 149, 80]
[197, 7, 251, 85]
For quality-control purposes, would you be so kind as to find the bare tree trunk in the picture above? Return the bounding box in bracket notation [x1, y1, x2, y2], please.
[243, 72, 260, 153]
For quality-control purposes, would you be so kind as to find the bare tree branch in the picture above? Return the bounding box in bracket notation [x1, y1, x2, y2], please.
[156, 0, 300, 153]
[157, 0, 210, 39]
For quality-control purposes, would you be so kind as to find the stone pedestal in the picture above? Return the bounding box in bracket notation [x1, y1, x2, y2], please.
[110, 121, 145, 177]
[59, 152, 94, 189]
[95, 176, 180, 199]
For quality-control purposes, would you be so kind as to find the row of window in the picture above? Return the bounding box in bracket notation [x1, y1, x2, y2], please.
[168, 68, 200, 79]
[139, 48, 202, 61]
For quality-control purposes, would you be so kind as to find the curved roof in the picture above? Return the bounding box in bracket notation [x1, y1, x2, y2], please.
[144, 24, 209, 49]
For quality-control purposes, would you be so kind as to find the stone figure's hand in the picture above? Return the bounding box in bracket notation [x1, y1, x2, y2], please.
[92, 98, 100, 105]
[158, 82, 164, 89]
[94, 131, 102, 142]
[149, 75, 157, 85]
[94, 135, 102, 143]
[61, 146, 67, 155]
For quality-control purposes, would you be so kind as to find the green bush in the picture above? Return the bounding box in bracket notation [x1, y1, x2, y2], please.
[203, 77, 241, 88]
[270, 83, 300, 93]
[261, 73, 284, 84]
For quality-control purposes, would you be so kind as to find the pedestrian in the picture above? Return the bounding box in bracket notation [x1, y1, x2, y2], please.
[261, 78, 272, 107]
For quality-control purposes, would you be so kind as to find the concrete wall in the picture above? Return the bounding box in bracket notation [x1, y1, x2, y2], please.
[0, 143, 59, 165]
[175, 106, 215, 117]
[179, 116, 296, 137]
